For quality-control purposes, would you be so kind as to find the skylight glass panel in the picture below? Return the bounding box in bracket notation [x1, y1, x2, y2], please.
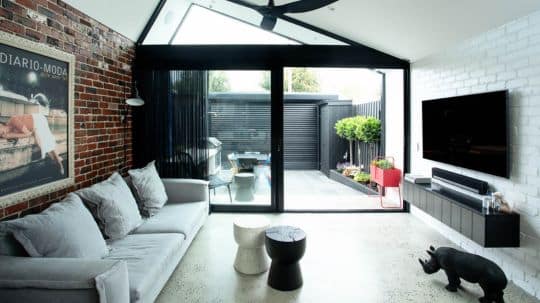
[142, 0, 350, 45]
[143, 0, 190, 45]
[273, 18, 348, 46]
[171, 5, 299, 45]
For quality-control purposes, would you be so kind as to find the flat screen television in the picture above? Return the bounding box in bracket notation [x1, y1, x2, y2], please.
[422, 90, 509, 178]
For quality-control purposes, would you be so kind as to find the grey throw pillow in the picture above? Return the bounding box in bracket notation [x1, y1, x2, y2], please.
[128, 161, 168, 217]
[2, 194, 108, 258]
[77, 172, 142, 239]
[0, 228, 28, 257]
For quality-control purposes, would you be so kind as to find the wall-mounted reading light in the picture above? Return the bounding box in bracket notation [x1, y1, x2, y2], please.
[121, 80, 144, 171]
[125, 81, 145, 107]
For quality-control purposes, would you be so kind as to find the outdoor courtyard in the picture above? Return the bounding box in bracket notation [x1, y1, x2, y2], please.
[210, 169, 401, 210]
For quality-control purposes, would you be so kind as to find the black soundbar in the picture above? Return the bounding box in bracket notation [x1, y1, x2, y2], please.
[432, 168, 489, 195]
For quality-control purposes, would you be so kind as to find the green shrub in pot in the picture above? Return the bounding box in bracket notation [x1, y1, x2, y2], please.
[354, 172, 371, 183]
[356, 116, 381, 143]
[335, 116, 366, 165]
[373, 159, 394, 170]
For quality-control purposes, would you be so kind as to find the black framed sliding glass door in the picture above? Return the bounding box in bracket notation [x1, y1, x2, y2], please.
[281, 67, 406, 212]
[208, 70, 276, 211]
[136, 69, 279, 212]
[135, 44, 410, 214]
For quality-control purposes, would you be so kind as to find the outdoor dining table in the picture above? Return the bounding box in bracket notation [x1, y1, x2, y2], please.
[229, 153, 269, 172]
[228, 153, 269, 162]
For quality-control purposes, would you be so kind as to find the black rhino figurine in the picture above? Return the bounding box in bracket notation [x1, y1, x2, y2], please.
[419, 246, 507, 303]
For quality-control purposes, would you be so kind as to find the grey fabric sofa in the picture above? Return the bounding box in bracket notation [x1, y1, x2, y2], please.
[0, 178, 209, 303]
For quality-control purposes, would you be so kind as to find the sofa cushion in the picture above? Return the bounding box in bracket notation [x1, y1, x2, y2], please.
[0, 256, 128, 303]
[1, 194, 108, 258]
[77, 173, 142, 240]
[104, 233, 184, 303]
[128, 161, 168, 217]
[132, 201, 207, 237]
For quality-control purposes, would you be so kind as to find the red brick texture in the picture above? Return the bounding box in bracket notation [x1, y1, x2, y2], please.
[0, 0, 135, 220]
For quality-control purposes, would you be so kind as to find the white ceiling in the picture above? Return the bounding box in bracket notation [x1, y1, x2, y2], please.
[289, 0, 540, 61]
[64, 0, 540, 61]
[63, 0, 160, 41]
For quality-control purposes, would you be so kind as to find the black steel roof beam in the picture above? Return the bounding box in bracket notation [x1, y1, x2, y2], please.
[137, 0, 168, 45]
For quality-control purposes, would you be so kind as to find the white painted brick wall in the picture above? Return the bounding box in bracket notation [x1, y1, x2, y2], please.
[411, 10, 540, 299]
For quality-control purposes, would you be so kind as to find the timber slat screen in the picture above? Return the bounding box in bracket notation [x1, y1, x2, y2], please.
[353, 101, 380, 118]
[207, 93, 382, 173]
[319, 101, 352, 175]
[208, 96, 271, 168]
[208, 93, 335, 170]
[353, 101, 382, 172]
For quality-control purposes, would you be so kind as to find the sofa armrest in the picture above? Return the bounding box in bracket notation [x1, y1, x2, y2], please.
[0, 256, 129, 303]
[162, 178, 209, 203]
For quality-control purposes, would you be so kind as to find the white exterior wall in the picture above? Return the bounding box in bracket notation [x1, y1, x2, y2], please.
[383, 69, 405, 171]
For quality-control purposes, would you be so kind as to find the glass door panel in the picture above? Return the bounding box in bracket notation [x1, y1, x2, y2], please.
[207, 70, 272, 208]
[282, 67, 404, 211]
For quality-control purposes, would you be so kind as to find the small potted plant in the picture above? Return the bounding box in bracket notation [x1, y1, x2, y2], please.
[336, 160, 348, 174]
[353, 171, 371, 184]
[370, 157, 401, 187]
[342, 165, 360, 178]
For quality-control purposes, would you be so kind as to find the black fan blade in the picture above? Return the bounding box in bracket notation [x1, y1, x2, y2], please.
[226, 0, 261, 10]
[260, 15, 277, 30]
[280, 0, 339, 14]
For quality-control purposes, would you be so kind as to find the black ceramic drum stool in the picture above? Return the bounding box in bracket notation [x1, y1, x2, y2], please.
[265, 226, 306, 291]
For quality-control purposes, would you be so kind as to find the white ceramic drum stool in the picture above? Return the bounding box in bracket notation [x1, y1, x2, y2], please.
[234, 173, 255, 201]
[233, 216, 271, 275]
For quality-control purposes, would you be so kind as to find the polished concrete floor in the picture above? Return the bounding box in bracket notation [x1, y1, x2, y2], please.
[156, 213, 538, 303]
[210, 170, 399, 210]
[284, 170, 400, 210]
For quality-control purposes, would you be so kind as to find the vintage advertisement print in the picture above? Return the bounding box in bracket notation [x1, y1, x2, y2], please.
[0, 32, 74, 207]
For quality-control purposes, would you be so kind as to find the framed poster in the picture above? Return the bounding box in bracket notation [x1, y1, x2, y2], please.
[0, 31, 75, 208]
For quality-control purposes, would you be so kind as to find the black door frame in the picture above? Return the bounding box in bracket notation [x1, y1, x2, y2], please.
[135, 45, 410, 213]
[203, 67, 285, 213]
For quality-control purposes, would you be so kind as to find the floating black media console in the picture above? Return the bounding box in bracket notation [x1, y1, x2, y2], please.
[404, 169, 519, 248]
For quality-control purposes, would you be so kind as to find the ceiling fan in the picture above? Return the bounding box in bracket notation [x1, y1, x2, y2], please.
[226, 0, 339, 31]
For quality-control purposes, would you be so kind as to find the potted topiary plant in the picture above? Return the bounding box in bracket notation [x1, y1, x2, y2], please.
[370, 157, 401, 187]
[357, 116, 381, 144]
[335, 116, 366, 165]
[355, 116, 381, 166]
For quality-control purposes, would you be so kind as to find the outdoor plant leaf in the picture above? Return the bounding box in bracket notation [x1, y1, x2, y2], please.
[354, 172, 371, 183]
[374, 159, 394, 169]
[335, 116, 367, 165]
[356, 116, 381, 143]
[335, 117, 359, 141]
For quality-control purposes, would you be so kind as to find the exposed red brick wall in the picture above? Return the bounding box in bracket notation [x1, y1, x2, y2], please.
[0, 0, 135, 220]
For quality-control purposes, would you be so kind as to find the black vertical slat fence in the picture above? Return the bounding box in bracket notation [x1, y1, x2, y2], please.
[208, 95, 271, 168]
[320, 102, 352, 175]
[135, 70, 209, 179]
[208, 94, 332, 170]
[353, 101, 380, 118]
[135, 75, 381, 178]
[353, 100, 382, 172]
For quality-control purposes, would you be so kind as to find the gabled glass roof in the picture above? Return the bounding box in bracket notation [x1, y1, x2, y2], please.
[143, 0, 348, 45]
[172, 5, 299, 45]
